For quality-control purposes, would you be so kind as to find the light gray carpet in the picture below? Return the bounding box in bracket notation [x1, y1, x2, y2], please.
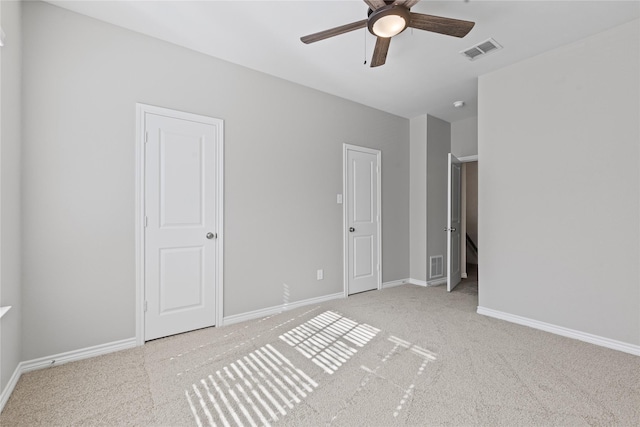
[2, 283, 639, 426]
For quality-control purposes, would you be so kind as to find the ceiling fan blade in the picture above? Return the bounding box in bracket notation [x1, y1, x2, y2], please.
[363, 0, 387, 10]
[395, 0, 420, 8]
[409, 13, 475, 38]
[370, 37, 391, 67]
[301, 19, 367, 44]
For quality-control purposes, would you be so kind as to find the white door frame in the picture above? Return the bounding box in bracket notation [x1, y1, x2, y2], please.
[342, 143, 382, 297]
[448, 154, 478, 289]
[447, 153, 462, 292]
[135, 103, 224, 346]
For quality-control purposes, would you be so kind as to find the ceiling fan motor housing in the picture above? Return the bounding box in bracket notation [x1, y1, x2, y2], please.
[367, 4, 412, 38]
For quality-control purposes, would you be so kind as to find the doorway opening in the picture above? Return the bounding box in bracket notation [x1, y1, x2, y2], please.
[458, 159, 478, 294]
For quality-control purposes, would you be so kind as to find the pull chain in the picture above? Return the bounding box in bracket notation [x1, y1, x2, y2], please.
[363, 29, 367, 65]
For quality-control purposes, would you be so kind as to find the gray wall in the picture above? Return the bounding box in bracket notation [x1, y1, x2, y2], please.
[409, 115, 427, 281]
[0, 0, 22, 393]
[478, 19, 639, 345]
[409, 114, 451, 283]
[20, 1, 409, 360]
[425, 116, 450, 282]
[451, 116, 477, 158]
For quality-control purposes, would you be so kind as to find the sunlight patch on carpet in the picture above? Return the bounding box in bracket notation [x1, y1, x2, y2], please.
[279, 310, 380, 374]
[186, 344, 317, 427]
[385, 336, 437, 418]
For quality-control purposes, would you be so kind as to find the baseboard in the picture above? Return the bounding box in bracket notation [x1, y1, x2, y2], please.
[427, 278, 447, 287]
[477, 306, 640, 356]
[408, 278, 446, 287]
[0, 337, 136, 413]
[223, 292, 344, 326]
[382, 279, 409, 289]
[20, 337, 137, 373]
[408, 278, 427, 287]
[0, 361, 22, 412]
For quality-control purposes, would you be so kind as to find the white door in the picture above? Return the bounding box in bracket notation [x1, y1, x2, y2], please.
[345, 145, 381, 295]
[447, 153, 462, 292]
[144, 112, 221, 341]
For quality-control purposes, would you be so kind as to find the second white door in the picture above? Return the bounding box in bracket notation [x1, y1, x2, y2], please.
[447, 153, 462, 292]
[144, 110, 222, 341]
[345, 145, 381, 295]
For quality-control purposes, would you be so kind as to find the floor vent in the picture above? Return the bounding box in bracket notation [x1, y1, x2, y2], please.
[460, 38, 502, 61]
[430, 255, 443, 278]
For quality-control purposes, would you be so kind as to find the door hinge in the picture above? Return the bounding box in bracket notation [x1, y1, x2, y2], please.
[144, 216, 148, 228]
[144, 301, 148, 312]
[144, 131, 148, 143]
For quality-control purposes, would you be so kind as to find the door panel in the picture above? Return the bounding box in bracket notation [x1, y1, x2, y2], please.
[346, 147, 380, 295]
[145, 113, 219, 341]
[353, 163, 373, 223]
[354, 235, 374, 279]
[447, 153, 462, 292]
[160, 132, 204, 227]
[159, 247, 204, 313]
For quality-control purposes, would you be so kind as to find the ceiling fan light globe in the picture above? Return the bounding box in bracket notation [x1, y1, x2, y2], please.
[372, 15, 407, 38]
[367, 5, 411, 38]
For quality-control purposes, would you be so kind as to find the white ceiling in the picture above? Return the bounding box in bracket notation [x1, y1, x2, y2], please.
[46, 1, 639, 121]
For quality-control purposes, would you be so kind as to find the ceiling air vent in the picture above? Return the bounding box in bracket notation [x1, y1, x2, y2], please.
[461, 38, 502, 61]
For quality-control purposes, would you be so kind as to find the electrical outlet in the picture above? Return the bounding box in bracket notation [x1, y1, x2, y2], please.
[317, 269, 324, 280]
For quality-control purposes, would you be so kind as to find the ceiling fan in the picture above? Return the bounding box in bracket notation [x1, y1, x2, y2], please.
[300, 0, 475, 67]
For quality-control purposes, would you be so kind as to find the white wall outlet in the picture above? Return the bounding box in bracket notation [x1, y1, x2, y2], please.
[317, 269, 324, 280]
[337, 194, 343, 204]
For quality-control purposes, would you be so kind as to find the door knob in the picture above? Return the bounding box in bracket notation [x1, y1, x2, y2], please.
[450, 227, 456, 232]
[206, 232, 216, 239]
[349, 227, 355, 232]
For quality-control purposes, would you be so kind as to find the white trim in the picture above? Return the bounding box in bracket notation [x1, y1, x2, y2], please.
[0, 305, 11, 319]
[460, 163, 467, 279]
[427, 278, 447, 287]
[0, 338, 137, 412]
[408, 278, 428, 287]
[409, 277, 447, 287]
[0, 362, 21, 412]
[20, 338, 137, 372]
[222, 292, 344, 326]
[477, 306, 640, 356]
[458, 154, 478, 162]
[342, 144, 382, 298]
[135, 105, 145, 346]
[382, 279, 408, 289]
[135, 103, 224, 346]
[447, 153, 462, 292]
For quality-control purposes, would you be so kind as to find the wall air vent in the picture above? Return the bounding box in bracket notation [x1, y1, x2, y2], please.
[460, 38, 502, 61]
[430, 255, 443, 279]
